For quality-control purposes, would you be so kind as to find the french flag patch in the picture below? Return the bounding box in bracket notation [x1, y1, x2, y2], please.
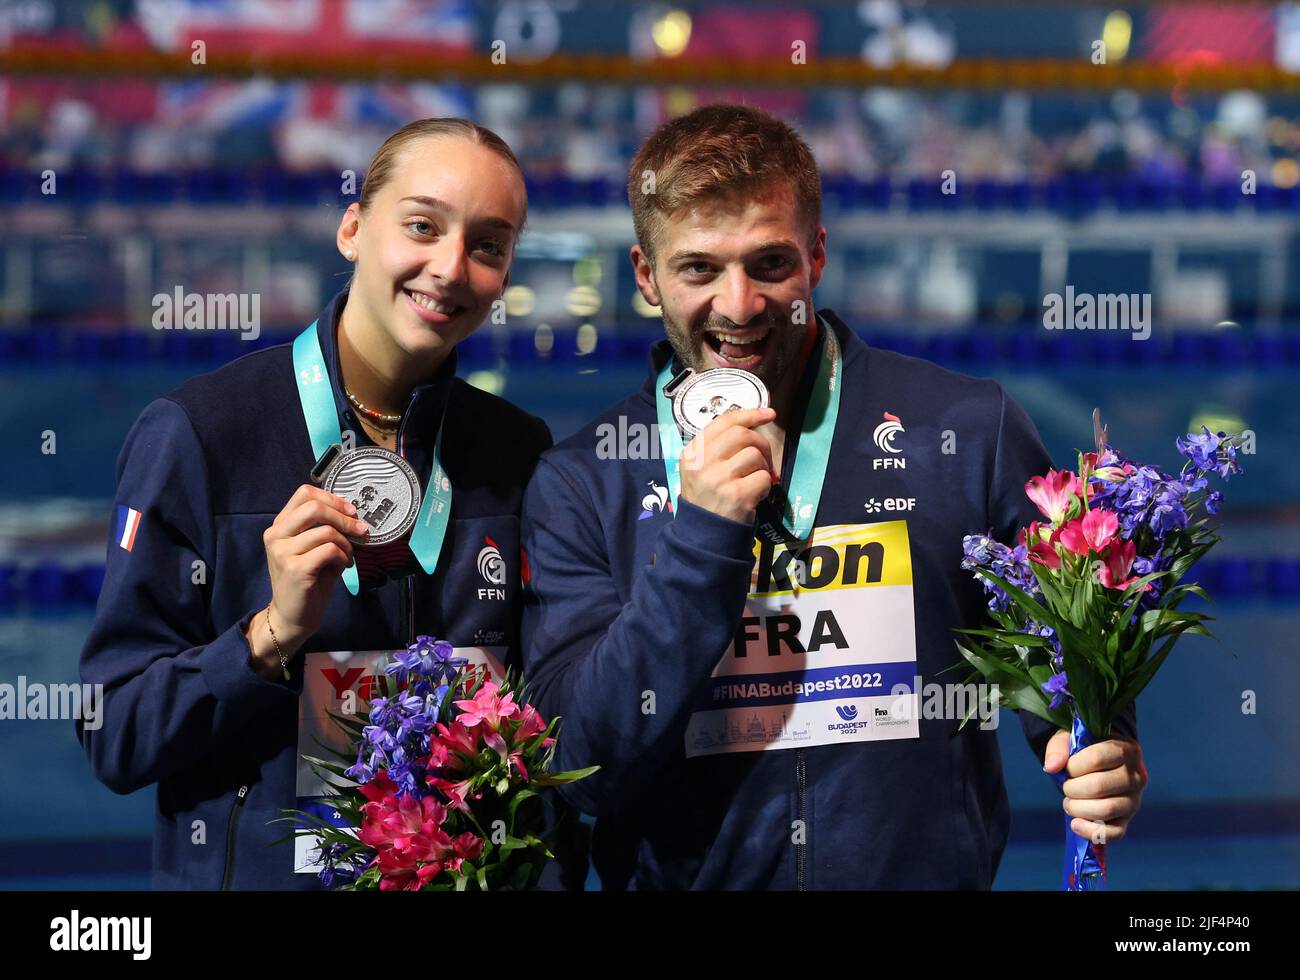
[114, 505, 142, 552]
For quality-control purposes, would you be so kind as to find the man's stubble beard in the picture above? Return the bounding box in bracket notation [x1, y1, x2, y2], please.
[660, 299, 810, 399]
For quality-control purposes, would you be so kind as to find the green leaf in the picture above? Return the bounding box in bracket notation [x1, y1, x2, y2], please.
[507, 789, 539, 822]
[952, 638, 1065, 728]
[536, 764, 600, 784]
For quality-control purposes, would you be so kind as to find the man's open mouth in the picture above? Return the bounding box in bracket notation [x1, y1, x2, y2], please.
[703, 326, 773, 366]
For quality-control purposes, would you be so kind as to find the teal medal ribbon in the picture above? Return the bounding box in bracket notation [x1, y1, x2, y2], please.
[292, 320, 453, 595]
[654, 316, 841, 543]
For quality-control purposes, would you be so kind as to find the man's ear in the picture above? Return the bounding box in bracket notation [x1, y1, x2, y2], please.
[808, 225, 828, 291]
[630, 244, 661, 307]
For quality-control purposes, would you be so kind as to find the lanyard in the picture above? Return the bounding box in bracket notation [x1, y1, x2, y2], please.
[654, 317, 842, 543]
[292, 320, 453, 595]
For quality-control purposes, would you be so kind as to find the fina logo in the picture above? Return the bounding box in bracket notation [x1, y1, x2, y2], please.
[477, 536, 507, 586]
[835, 704, 859, 721]
[872, 411, 907, 469]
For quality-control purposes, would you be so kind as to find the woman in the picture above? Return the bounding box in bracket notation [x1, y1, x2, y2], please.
[78, 119, 551, 889]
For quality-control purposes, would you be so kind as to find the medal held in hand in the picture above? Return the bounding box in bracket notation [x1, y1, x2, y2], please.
[664, 366, 770, 440]
[663, 365, 794, 545]
[311, 443, 422, 586]
[658, 319, 843, 549]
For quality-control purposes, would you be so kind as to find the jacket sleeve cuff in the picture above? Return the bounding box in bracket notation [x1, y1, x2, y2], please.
[663, 498, 757, 562]
[200, 611, 300, 712]
[1018, 708, 1057, 765]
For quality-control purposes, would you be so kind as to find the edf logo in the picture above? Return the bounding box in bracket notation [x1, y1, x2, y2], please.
[864, 497, 916, 514]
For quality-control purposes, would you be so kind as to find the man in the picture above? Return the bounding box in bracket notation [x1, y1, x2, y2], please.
[520, 104, 1145, 889]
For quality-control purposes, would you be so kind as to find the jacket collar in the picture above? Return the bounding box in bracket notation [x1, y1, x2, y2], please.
[314, 286, 458, 450]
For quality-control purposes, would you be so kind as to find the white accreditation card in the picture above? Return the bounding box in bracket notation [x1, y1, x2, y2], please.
[685, 521, 920, 757]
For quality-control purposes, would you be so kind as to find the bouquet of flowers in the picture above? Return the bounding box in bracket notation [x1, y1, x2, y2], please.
[280, 636, 597, 891]
[955, 412, 1245, 890]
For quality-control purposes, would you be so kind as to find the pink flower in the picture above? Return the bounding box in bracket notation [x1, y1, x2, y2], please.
[359, 792, 448, 851]
[358, 786, 456, 890]
[464, 723, 532, 781]
[427, 776, 480, 815]
[1025, 469, 1080, 524]
[357, 771, 400, 805]
[376, 849, 445, 891]
[514, 703, 550, 743]
[1019, 520, 1062, 569]
[423, 738, 458, 770]
[433, 719, 482, 758]
[454, 681, 521, 731]
[446, 832, 486, 874]
[1097, 539, 1150, 592]
[1083, 451, 1134, 483]
[1057, 508, 1118, 556]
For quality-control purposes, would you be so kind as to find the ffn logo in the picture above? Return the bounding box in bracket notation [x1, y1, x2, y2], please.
[477, 536, 506, 601]
[872, 412, 906, 469]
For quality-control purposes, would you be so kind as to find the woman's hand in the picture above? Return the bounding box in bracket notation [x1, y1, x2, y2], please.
[246, 485, 370, 678]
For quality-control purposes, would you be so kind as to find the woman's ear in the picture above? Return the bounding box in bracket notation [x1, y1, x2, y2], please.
[337, 203, 362, 262]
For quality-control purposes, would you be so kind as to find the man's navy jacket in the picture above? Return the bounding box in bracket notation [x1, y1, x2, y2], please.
[520, 311, 1137, 890]
[78, 287, 551, 889]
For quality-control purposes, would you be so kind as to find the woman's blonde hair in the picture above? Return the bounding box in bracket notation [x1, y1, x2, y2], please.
[358, 117, 527, 233]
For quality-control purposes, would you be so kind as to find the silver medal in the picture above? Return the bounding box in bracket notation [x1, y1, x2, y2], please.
[319, 447, 421, 547]
[668, 367, 769, 439]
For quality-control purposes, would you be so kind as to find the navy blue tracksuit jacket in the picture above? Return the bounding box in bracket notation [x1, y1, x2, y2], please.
[78, 286, 551, 889]
[520, 311, 1136, 890]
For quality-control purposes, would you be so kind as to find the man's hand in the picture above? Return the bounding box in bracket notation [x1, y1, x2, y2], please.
[678, 407, 777, 524]
[1043, 729, 1148, 845]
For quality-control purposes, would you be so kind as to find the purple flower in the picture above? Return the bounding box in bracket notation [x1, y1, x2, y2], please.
[1042, 671, 1071, 711]
[962, 533, 1040, 612]
[1177, 426, 1244, 481]
[388, 635, 468, 687]
[316, 842, 361, 889]
[1176, 426, 1220, 471]
[1087, 458, 1195, 542]
[345, 742, 376, 783]
[345, 639, 461, 796]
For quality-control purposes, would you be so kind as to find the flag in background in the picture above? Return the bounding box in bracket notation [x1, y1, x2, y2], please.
[1144, 2, 1276, 65]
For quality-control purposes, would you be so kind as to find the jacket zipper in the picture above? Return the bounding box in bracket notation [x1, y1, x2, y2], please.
[220, 783, 249, 890]
[404, 575, 416, 645]
[796, 749, 807, 891]
[396, 391, 418, 647]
